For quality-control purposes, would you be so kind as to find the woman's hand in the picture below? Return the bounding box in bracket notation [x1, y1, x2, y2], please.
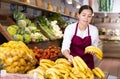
[67, 55, 73, 63]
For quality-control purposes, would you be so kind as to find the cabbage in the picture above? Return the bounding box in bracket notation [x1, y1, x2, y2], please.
[13, 34, 23, 41]
[7, 25, 19, 36]
[23, 33, 31, 44]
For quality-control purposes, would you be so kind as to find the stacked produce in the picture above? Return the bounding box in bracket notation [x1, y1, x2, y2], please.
[85, 46, 103, 60]
[32, 45, 62, 61]
[7, 10, 48, 43]
[27, 56, 105, 79]
[0, 41, 37, 73]
[92, 67, 105, 78]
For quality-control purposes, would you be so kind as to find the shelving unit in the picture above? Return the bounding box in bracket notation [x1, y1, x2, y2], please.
[0, 0, 78, 20]
[0, 0, 78, 49]
[93, 12, 120, 58]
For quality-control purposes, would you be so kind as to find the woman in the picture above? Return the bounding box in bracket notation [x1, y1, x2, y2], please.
[61, 5, 99, 69]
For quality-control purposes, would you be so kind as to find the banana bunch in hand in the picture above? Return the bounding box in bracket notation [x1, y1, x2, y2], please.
[92, 67, 105, 78]
[85, 46, 103, 60]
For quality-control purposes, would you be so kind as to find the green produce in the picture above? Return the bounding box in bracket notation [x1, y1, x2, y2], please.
[17, 19, 27, 29]
[7, 25, 19, 36]
[13, 34, 23, 41]
[13, 10, 26, 21]
[24, 27, 31, 34]
[31, 32, 42, 42]
[37, 16, 56, 40]
[23, 33, 31, 44]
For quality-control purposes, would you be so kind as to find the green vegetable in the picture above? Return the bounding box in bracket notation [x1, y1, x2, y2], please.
[17, 19, 27, 29]
[13, 10, 26, 21]
[31, 32, 42, 42]
[23, 33, 31, 44]
[13, 34, 23, 41]
[7, 25, 18, 36]
[25, 27, 31, 34]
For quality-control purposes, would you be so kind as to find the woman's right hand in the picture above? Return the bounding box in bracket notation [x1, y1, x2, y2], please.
[67, 55, 73, 63]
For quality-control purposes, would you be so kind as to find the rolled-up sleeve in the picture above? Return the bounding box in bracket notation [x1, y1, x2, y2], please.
[61, 23, 76, 53]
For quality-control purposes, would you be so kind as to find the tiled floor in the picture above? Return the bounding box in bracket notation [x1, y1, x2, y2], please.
[98, 58, 120, 79]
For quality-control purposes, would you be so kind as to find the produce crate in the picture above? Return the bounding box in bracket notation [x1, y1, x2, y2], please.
[0, 15, 15, 41]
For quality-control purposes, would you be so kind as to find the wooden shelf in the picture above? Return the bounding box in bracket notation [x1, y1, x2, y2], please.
[1, 0, 77, 20]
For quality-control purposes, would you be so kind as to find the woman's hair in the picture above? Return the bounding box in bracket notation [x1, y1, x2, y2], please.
[78, 5, 93, 14]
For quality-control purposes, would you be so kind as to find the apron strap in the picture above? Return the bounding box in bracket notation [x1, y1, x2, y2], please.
[88, 25, 90, 36]
[75, 23, 78, 35]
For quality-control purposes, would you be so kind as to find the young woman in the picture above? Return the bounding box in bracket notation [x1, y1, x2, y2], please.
[61, 5, 99, 69]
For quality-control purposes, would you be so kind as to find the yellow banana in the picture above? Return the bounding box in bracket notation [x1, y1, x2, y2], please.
[69, 72, 78, 79]
[55, 58, 71, 65]
[75, 56, 88, 70]
[73, 57, 85, 71]
[85, 46, 103, 60]
[40, 59, 55, 65]
[71, 58, 80, 72]
[46, 68, 60, 75]
[92, 68, 102, 78]
[95, 67, 105, 78]
[39, 63, 49, 70]
[46, 71, 59, 79]
[53, 64, 71, 72]
[95, 53, 102, 60]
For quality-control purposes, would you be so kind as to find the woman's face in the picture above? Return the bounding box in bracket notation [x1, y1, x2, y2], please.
[77, 9, 92, 26]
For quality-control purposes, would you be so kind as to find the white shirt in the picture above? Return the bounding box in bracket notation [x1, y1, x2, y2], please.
[61, 22, 99, 53]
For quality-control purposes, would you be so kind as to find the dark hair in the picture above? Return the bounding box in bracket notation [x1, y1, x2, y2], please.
[78, 5, 93, 14]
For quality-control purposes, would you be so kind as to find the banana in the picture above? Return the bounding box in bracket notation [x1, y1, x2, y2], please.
[75, 56, 88, 70]
[73, 57, 85, 71]
[92, 68, 102, 78]
[69, 72, 78, 79]
[85, 46, 103, 60]
[53, 64, 71, 72]
[46, 68, 60, 75]
[46, 71, 60, 79]
[40, 59, 55, 65]
[39, 63, 49, 70]
[55, 58, 71, 65]
[71, 58, 80, 72]
[95, 67, 105, 78]
[95, 53, 102, 60]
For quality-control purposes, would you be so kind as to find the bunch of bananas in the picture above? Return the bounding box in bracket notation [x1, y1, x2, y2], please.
[85, 46, 103, 60]
[71, 56, 94, 79]
[92, 67, 105, 78]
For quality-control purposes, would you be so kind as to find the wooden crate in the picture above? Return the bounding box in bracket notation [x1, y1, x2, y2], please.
[0, 15, 15, 41]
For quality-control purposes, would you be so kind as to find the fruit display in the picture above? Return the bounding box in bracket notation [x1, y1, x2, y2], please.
[27, 56, 105, 79]
[85, 46, 103, 60]
[32, 45, 62, 61]
[0, 41, 37, 73]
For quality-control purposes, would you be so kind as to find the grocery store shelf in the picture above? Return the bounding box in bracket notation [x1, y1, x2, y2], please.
[0, 0, 77, 20]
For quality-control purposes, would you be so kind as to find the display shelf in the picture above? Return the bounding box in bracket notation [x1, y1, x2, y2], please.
[0, 0, 77, 20]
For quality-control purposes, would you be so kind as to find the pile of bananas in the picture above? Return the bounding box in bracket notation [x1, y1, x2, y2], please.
[85, 46, 103, 60]
[27, 56, 105, 79]
[0, 41, 37, 73]
[92, 67, 105, 78]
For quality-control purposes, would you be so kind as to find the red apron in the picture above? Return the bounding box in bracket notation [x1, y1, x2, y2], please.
[70, 23, 94, 69]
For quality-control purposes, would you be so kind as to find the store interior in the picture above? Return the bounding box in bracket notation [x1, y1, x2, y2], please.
[0, 0, 120, 79]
